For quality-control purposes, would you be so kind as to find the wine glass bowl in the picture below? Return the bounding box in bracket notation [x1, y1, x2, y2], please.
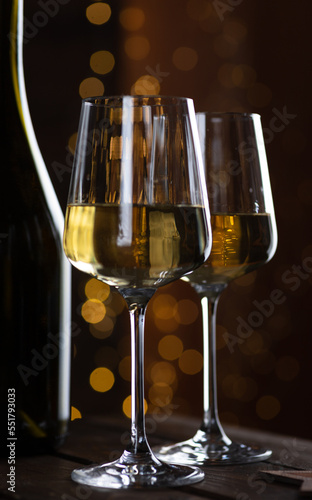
[63, 96, 211, 487]
[154, 112, 278, 465]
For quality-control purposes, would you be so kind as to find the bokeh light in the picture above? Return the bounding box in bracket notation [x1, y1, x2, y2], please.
[89, 367, 115, 393]
[85, 278, 110, 302]
[124, 36, 150, 60]
[172, 47, 198, 71]
[79, 77, 104, 99]
[122, 395, 148, 419]
[132, 75, 160, 95]
[158, 335, 183, 360]
[90, 50, 115, 75]
[174, 299, 199, 325]
[119, 7, 145, 31]
[89, 315, 115, 339]
[178, 349, 203, 375]
[71, 406, 82, 421]
[81, 299, 106, 324]
[256, 395, 281, 420]
[148, 383, 173, 407]
[150, 361, 176, 385]
[86, 3, 111, 25]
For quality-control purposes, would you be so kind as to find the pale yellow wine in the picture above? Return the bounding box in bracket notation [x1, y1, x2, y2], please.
[186, 213, 276, 288]
[63, 203, 209, 288]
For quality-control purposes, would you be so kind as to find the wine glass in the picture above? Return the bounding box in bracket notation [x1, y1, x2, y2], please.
[155, 112, 278, 465]
[63, 96, 212, 488]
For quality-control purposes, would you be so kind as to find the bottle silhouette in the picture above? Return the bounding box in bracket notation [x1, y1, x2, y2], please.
[0, 0, 72, 453]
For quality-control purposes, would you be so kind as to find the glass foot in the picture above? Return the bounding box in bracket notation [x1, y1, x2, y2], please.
[71, 450, 204, 488]
[154, 431, 272, 466]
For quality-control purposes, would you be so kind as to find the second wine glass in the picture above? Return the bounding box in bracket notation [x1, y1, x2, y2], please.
[155, 112, 278, 465]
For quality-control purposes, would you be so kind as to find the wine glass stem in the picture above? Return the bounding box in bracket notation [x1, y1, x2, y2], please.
[198, 292, 225, 437]
[128, 301, 150, 454]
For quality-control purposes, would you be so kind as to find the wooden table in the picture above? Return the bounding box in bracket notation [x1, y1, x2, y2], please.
[1, 415, 312, 499]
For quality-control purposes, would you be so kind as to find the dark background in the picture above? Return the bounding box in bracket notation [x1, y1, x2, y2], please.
[23, 0, 312, 439]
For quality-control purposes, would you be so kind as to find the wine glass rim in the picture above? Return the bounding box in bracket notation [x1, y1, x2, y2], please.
[196, 111, 261, 118]
[82, 95, 194, 107]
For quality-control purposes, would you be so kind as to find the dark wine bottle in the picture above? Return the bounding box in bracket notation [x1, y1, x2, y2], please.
[0, 0, 72, 453]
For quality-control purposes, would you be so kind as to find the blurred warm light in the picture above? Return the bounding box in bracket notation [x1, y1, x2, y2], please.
[174, 299, 199, 325]
[124, 36, 150, 60]
[149, 383, 173, 407]
[154, 315, 179, 333]
[150, 361, 176, 385]
[158, 335, 183, 361]
[256, 395, 281, 420]
[152, 294, 177, 320]
[123, 395, 148, 419]
[213, 34, 238, 58]
[119, 355, 131, 381]
[119, 7, 145, 31]
[71, 406, 82, 421]
[178, 349, 203, 375]
[172, 47, 198, 71]
[68, 132, 77, 155]
[89, 315, 115, 339]
[199, 13, 220, 33]
[247, 82, 272, 107]
[85, 278, 110, 302]
[89, 367, 115, 392]
[186, 0, 213, 21]
[218, 63, 236, 88]
[132, 75, 160, 95]
[275, 356, 300, 381]
[231, 271, 257, 291]
[94, 346, 119, 371]
[79, 77, 104, 98]
[232, 64, 257, 89]
[223, 19, 247, 42]
[81, 299, 106, 324]
[90, 50, 115, 75]
[105, 291, 126, 315]
[238, 331, 265, 356]
[86, 2, 111, 25]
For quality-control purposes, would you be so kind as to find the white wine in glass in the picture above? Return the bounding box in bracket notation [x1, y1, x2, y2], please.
[155, 112, 278, 465]
[63, 96, 212, 488]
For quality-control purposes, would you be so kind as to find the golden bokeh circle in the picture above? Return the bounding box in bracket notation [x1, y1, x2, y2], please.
[178, 349, 203, 375]
[172, 47, 198, 71]
[158, 335, 183, 361]
[79, 77, 104, 99]
[119, 7, 145, 31]
[89, 367, 115, 392]
[81, 299, 106, 324]
[124, 36, 150, 60]
[90, 50, 115, 75]
[86, 3, 111, 25]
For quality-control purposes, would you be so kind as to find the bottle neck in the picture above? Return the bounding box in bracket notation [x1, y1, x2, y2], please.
[0, 0, 65, 236]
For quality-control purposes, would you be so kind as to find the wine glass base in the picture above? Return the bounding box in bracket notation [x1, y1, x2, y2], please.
[71, 450, 204, 489]
[154, 437, 272, 466]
